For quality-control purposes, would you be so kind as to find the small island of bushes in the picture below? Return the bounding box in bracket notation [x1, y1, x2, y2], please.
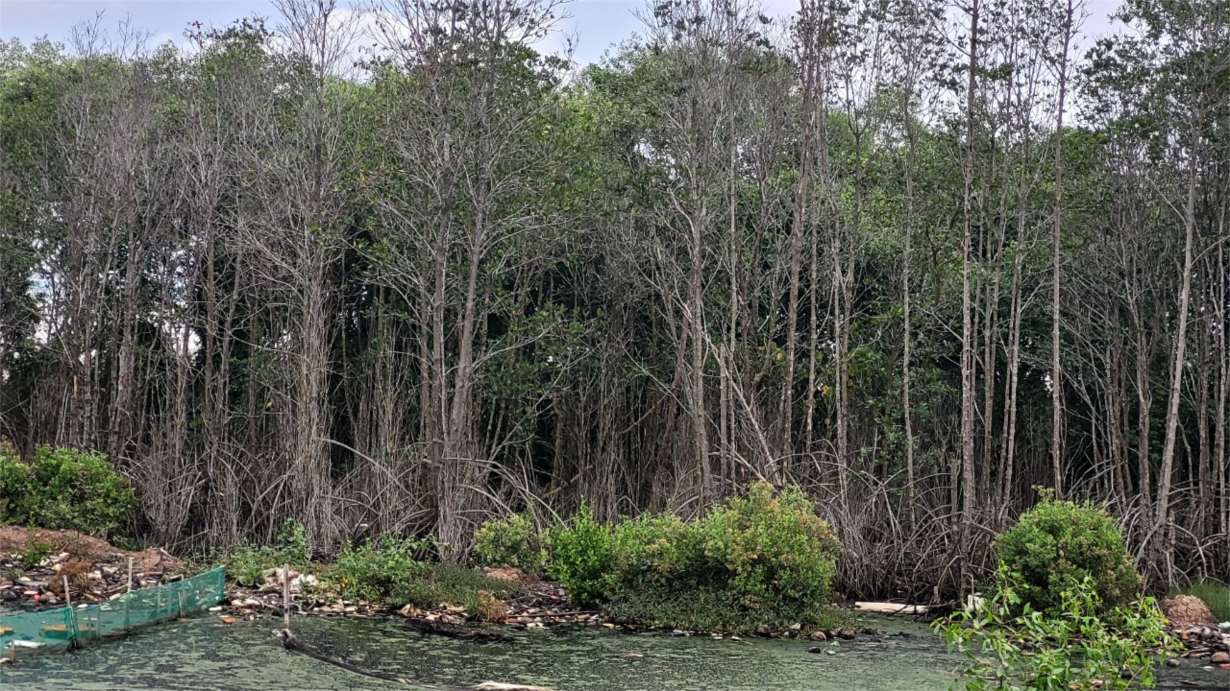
[476, 482, 844, 634]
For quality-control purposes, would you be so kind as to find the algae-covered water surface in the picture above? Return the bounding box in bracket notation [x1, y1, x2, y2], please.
[6, 613, 1224, 691]
[2, 613, 963, 690]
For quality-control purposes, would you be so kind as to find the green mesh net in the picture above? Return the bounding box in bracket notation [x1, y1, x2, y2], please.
[1, 567, 226, 654]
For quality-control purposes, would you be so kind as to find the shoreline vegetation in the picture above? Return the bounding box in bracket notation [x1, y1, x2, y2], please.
[217, 482, 855, 639]
[2, 455, 1228, 689]
[2, 0, 1228, 684]
[1, 0, 1226, 608]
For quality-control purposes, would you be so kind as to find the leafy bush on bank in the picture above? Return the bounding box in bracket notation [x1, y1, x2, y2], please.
[0, 445, 135, 538]
[994, 490, 1141, 617]
[473, 512, 547, 573]
[546, 503, 617, 606]
[332, 534, 426, 603]
[537, 482, 843, 629]
[219, 524, 519, 619]
[604, 585, 848, 635]
[329, 535, 516, 616]
[225, 519, 314, 586]
[695, 483, 841, 609]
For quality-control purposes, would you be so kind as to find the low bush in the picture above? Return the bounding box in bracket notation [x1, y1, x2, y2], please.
[0, 445, 136, 538]
[331, 534, 427, 603]
[18, 538, 53, 569]
[0, 451, 33, 521]
[546, 483, 843, 628]
[605, 585, 849, 635]
[226, 519, 313, 587]
[937, 565, 1177, 691]
[473, 512, 547, 573]
[994, 490, 1141, 617]
[30, 446, 135, 535]
[694, 483, 841, 609]
[328, 535, 515, 616]
[546, 503, 616, 606]
[610, 512, 689, 588]
[394, 564, 517, 616]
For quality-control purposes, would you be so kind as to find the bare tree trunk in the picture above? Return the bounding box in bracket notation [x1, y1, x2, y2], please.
[958, 0, 981, 590]
[1152, 122, 1200, 579]
[1051, 0, 1076, 499]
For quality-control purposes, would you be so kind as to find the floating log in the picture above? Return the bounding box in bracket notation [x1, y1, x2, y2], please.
[853, 602, 928, 615]
[403, 618, 514, 642]
[272, 628, 551, 691]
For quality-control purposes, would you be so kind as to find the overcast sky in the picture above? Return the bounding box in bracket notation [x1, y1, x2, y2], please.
[2, 0, 1128, 67]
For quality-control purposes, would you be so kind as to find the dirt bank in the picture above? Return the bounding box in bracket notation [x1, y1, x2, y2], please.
[0, 526, 180, 610]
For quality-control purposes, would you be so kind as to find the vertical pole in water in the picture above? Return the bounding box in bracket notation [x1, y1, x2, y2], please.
[282, 564, 291, 631]
[124, 556, 134, 632]
[63, 576, 78, 650]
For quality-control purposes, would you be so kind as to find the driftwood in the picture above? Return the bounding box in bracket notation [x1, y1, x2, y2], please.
[404, 618, 515, 642]
[272, 629, 551, 691]
[853, 602, 929, 615]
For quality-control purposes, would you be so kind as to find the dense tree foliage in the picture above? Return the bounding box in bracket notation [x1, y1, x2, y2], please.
[0, 0, 1226, 596]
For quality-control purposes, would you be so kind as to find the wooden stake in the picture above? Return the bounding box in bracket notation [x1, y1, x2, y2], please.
[63, 576, 78, 649]
[123, 559, 132, 630]
[283, 564, 291, 631]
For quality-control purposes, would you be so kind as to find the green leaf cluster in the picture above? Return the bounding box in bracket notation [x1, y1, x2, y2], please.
[994, 491, 1141, 617]
[330, 534, 431, 604]
[0, 445, 136, 538]
[473, 512, 548, 573]
[329, 533, 518, 615]
[937, 565, 1177, 691]
[545, 483, 842, 619]
[545, 503, 618, 606]
[224, 519, 314, 587]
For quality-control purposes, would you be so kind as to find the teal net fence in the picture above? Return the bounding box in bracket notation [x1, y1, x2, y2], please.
[1, 566, 226, 654]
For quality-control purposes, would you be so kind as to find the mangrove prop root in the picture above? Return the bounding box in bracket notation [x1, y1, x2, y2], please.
[271, 629, 551, 691]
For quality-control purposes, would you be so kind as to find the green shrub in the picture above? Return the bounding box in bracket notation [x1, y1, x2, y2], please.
[331, 534, 427, 603]
[610, 512, 688, 588]
[226, 519, 313, 587]
[19, 539, 54, 569]
[543, 483, 842, 625]
[994, 491, 1141, 616]
[394, 564, 518, 615]
[0, 446, 135, 537]
[605, 585, 849, 635]
[551, 484, 846, 612]
[546, 503, 616, 606]
[473, 513, 547, 573]
[693, 483, 841, 609]
[937, 565, 1177, 691]
[0, 451, 33, 522]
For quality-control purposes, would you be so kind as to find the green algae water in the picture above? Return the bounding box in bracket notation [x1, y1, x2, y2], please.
[1, 613, 961, 690]
[4, 612, 1224, 691]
